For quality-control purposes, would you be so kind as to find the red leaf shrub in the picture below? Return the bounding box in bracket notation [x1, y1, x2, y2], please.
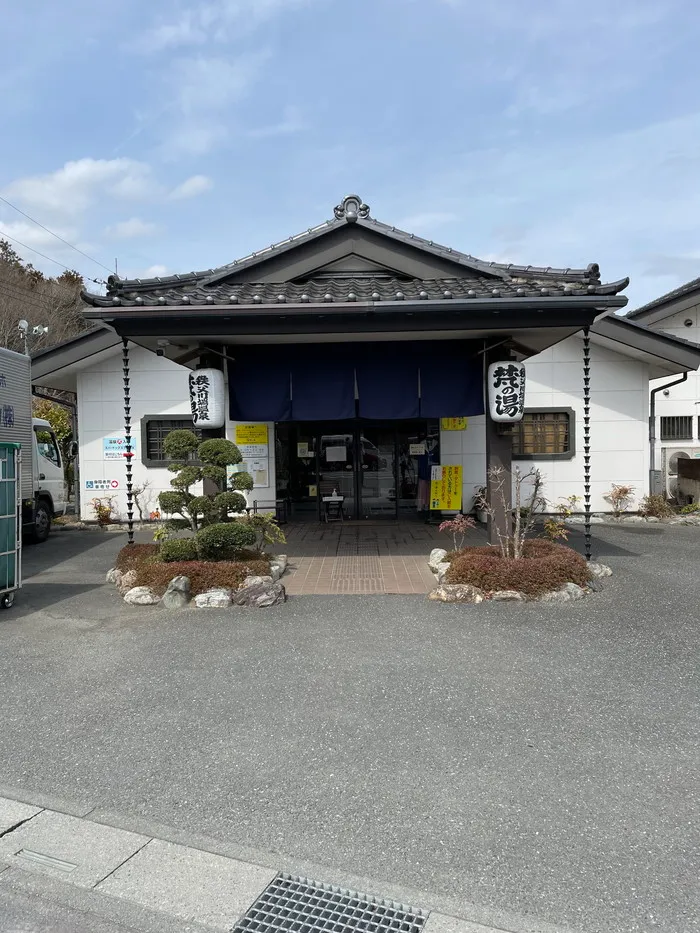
[445, 540, 591, 597]
[133, 559, 271, 596]
[115, 544, 159, 573]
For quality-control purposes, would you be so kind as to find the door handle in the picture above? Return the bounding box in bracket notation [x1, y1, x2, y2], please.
[39, 473, 45, 481]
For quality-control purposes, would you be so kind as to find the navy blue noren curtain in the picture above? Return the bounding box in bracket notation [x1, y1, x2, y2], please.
[356, 345, 420, 419]
[420, 348, 484, 418]
[291, 349, 355, 421]
[228, 351, 292, 422]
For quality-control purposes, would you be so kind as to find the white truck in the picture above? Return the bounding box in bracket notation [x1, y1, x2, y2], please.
[0, 347, 67, 542]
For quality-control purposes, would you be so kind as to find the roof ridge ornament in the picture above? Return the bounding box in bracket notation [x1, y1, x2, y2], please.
[334, 194, 370, 224]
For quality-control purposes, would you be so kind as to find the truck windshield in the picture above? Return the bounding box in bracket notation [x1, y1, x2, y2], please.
[35, 429, 60, 466]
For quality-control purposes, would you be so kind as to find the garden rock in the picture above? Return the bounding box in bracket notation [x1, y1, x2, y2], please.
[274, 555, 288, 573]
[269, 563, 283, 582]
[645, 516, 661, 523]
[428, 548, 449, 573]
[242, 575, 274, 588]
[106, 567, 122, 586]
[232, 582, 286, 607]
[538, 588, 572, 603]
[428, 584, 484, 604]
[117, 570, 137, 594]
[560, 582, 586, 600]
[490, 590, 525, 601]
[194, 588, 232, 609]
[435, 561, 452, 583]
[160, 575, 191, 610]
[565, 515, 604, 524]
[123, 586, 160, 606]
[588, 562, 612, 578]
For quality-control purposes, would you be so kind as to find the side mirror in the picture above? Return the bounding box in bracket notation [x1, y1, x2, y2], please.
[69, 441, 78, 458]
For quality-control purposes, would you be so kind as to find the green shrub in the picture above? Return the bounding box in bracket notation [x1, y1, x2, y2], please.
[237, 513, 286, 551]
[163, 430, 199, 461]
[214, 491, 247, 515]
[230, 471, 254, 492]
[680, 501, 700, 514]
[159, 538, 198, 562]
[197, 438, 242, 467]
[196, 521, 257, 560]
[445, 540, 592, 597]
[134, 559, 270, 596]
[638, 494, 674, 518]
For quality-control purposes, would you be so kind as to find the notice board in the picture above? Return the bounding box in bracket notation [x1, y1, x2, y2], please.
[430, 465, 463, 511]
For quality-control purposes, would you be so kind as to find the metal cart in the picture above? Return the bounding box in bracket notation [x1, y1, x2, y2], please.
[0, 443, 21, 609]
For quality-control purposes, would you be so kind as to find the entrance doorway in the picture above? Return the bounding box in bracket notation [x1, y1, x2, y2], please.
[276, 420, 440, 521]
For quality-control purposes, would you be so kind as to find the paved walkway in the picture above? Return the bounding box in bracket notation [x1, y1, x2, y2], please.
[283, 521, 487, 595]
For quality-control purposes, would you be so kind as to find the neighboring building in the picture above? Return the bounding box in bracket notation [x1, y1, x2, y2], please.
[626, 278, 700, 500]
[30, 195, 700, 530]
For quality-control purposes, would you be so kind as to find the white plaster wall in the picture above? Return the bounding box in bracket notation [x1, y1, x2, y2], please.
[646, 306, 700, 487]
[440, 336, 651, 514]
[77, 345, 192, 521]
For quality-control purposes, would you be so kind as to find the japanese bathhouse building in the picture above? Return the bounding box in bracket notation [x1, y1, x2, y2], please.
[32, 194, 700, 542]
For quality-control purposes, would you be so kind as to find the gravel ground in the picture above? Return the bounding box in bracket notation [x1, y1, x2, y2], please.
[0, 524, 697, 933]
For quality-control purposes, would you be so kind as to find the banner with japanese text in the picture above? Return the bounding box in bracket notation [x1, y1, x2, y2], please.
[430, 465, 463, 511]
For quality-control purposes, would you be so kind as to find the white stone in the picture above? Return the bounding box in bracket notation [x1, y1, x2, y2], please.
[106, 567, 122, 585]
[274, 554, 288, 573]
[560, 582, 586, 600]
[117, 569, 137, 594]
[428, 584, 484, 604]
[565, 515, 604, 525]
[620, 514, 645, 523]
[539, 589, 571, 602]
[490, 590, 525, 601]
[123, 586, 160, 606]
[436, 561, 452, 583]
[194, 589, 232, 609]
[242, 575, 273, 588]
[160, 576, 191, 609]
[589, 562, 612, 578]
[428, 548, 449, 572]
[645, 516, 661, 523]
[269, 564, 282, 582]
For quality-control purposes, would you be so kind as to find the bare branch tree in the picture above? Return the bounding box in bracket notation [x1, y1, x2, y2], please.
[0, 239, 91, 353]
[484, 465, 545, 559]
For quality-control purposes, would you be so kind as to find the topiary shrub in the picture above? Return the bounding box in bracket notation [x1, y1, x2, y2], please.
[445, 540, 592, 597]
[159, 538, 199, 562]
[196, 521, 257, 561]
[157, 430, 253, 533]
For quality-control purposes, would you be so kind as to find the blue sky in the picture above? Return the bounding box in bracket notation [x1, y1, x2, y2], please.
[1, 0, 699, 309]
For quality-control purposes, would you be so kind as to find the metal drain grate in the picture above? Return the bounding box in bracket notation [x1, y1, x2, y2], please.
[233, 874, 428, 933]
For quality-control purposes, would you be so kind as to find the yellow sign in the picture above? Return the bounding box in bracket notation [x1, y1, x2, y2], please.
[235, 423, 268, 445]
[308, 484, 318, 497]
[430, 465, 463, 511]
[441, 417, 468, 431]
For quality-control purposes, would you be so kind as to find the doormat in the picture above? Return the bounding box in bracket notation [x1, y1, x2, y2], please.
[232, 874, 427, 933]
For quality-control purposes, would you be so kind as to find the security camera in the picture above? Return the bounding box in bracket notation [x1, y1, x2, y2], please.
[156, 339, 169, 357]
[663, 389, 671, 396]
[18, 320, 28, 333]
[685, 319, 693, 327]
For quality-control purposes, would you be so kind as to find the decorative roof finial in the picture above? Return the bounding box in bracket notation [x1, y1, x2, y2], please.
[334, 194, 370, 223]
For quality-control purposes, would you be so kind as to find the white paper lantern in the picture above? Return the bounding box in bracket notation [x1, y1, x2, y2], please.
[189, 368, 225, 429]
[487, 361, 526, 423]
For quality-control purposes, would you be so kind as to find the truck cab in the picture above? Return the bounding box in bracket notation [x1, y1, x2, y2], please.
[27, 418, 66, 541]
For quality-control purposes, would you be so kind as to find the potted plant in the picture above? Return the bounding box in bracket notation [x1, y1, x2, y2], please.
[473, 485, 489, 523]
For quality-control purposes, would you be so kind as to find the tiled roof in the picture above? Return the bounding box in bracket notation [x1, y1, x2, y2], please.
[627, 275, 700, 319]
[82, 194, 629, 308]
[85, 274, 629, 308]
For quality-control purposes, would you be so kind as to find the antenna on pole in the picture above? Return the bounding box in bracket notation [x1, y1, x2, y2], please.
[115, 257, 118, 277]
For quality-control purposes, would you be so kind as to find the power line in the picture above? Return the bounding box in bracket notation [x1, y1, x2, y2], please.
[0, 194, 114, 275]
[0, 230, 106, 286]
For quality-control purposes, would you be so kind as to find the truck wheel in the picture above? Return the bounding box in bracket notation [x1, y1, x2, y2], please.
[1, 593, 15, 609]
[31, 503, 51, 543]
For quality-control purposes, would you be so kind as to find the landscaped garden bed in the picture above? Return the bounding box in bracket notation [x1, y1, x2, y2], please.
[105, 429, 288, 609]
[428, 467, 613, 604]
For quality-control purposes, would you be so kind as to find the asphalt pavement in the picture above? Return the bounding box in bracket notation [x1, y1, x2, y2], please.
[0, 523, 697, 933]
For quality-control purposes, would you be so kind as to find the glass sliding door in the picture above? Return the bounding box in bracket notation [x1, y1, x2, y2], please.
[318, 427, 356, 518]
[357, 426, 396, 518]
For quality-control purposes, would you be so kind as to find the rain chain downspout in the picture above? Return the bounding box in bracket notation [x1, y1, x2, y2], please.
[649, 371, 688, 496]
[122, 339, 135, 545]
[583, 327, 592, 561]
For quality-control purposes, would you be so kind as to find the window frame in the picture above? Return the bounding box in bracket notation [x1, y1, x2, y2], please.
[140, 415, 202, 468]
[511, 407, 576, 461]
[34, 425, 62, 468]
[659, 415, 693, 442]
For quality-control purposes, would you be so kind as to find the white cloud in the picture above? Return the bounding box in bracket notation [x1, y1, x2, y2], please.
[396, 211, 457, 233]
[173, 52, 270, 115]
[0, 219, 80, 251]
[2, 158, 155, 217]
[143, 264, 169, 278]
[168, 175, 213, 200]
[105, 217, 158, 239]
[139, 0, 324, 52]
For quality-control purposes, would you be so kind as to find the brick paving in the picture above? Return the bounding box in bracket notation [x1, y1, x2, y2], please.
[282, 520, 487, 595]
